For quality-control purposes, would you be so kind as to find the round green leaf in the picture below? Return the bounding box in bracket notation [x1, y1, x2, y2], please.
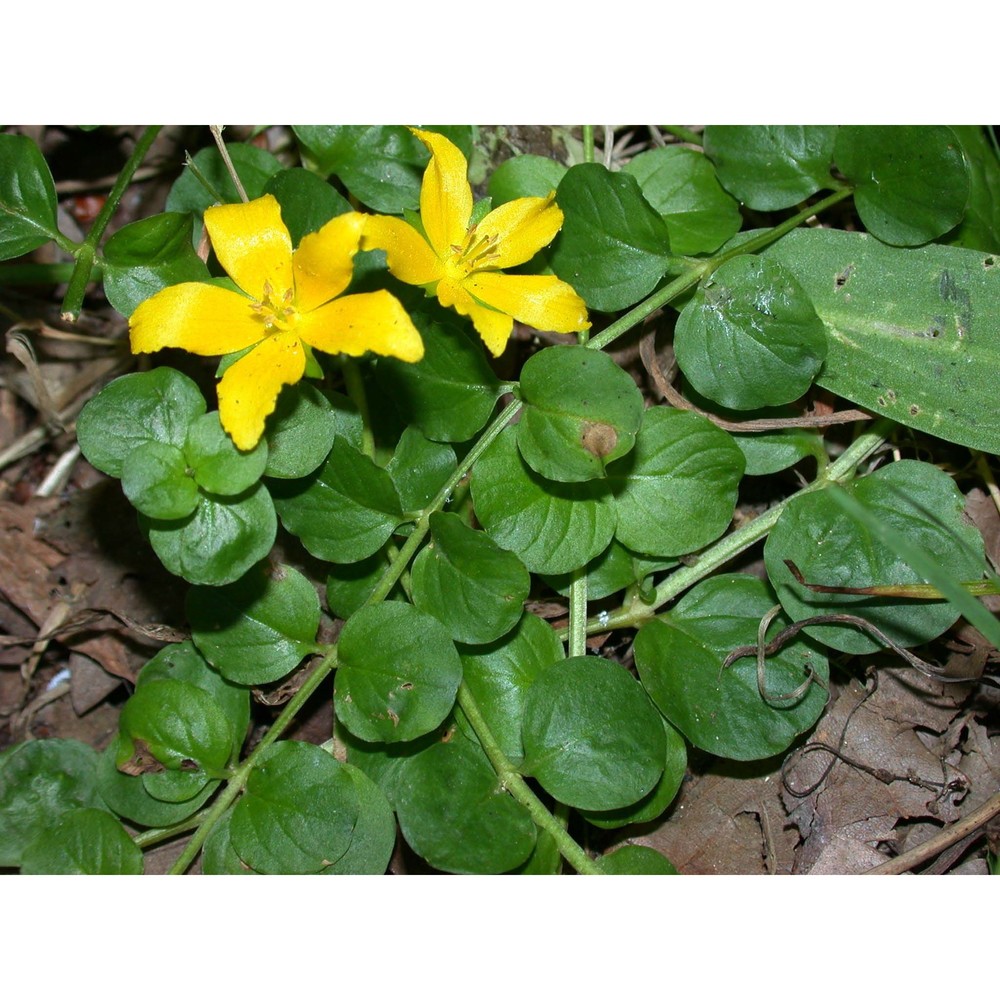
[321, 763, 396, 875]
[521, 656, 666, 811]
[118, 678, 235, 780]
[229, 741, 359, 874]
[386, 426, 457, 512]
[326, 551, 397, 619]
[471, 425, 616, 574]
[488, 154, 567, 204]
[120, 440, 199, 520]
[595, 845, 677, 875]
[544, 540, 677, 602]
[0, 133, 59, 259]
[674, 255, 827, 409]
[459, 611, 564, 765]
[0, 739, 103, 867]
[395, 735, 536, 873]
[336, 602, 463, 743]
[102, 212, 212, 316]
[188, 562, 321, 685]
[834, 126, 970, 246]
[142, 483, 277, 586]
[606, 407, 744, 557]
[166, 142, 283, 217]
[517, 345, 644, 482]
[764, 459, 985, 654]
[550, 163, 672, 311]
[20, 808, 143, 874]
[201, 809, 254, 874]
[263, 383, 344, 479]
[411, 512, 530, 644]
[184, 411, 267, 495]
[270, 437, 402, 563]
[704, 125, 837, 210]
[734, 429, 827, 477]
[634, 575, 829, 761]
[77, 368, 206, 477]
[264, 168, 353, 246]
[623, 147, 741, 255]
[375, 315, 501, 442]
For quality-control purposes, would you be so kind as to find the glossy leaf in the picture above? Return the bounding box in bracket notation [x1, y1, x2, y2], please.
[20, 808, 143, 875]
[550, 163, 672, 311]
[264, 167, 353, 245]
[521, 656, 666, 811]
[517, 345, 644, 482]
[634, 575, 829, 760]
[733, 429, 827, 477]
[166, 143, 283, 217]
[325, 552, 397, 619]
[543, 540, 676, 602]
[947, 126, 1000, 253]
[595, 845, 677, 874]
[386, 426, 457, 512]
[184, 411, 268, 495]
[120, 440, 198, 520]
[834, 126, 970, 246]
[263, 383, 344, 479]
[188, 562, 322, 685]
[488, 154, 567, 204]
[0, 133, 60, 259]
[674, 255, 827, 409]
[335, 602, 463, 743]
[321, 763, 396, 875]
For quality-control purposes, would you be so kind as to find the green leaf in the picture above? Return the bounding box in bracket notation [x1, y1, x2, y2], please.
[0, 133, 60, 259]
[0, 739, 104, 867]
[834, 126, 970, 246]
[188, 562, 321, 685]
[733, 429, 827, 477]
[141, 483, 277, 586]
[77, 368, 206, 477]
[184, 411, 267, 495]
[166, 143, 283, 217]
[326, 551, 397, 619]
[201, 809, 254, 874]
[471, 425, 615, 574]
[521, 656, 666, 811]
[764, 459, 986, 654]
[20, 808, 143, 874]
[674, 254, 828, 409]
[271, 437, 402, 563]
[623, 147, 741, 255]
[543, 540, 676, 602]
[703, 125, 837, 210]
[335, 602, 463, 743]
[606, 407, 744, 557]
[263, 383, 344, 479]
[411, 512, 530, 644]
[634, 575, 829, 760]
[320, 763, 396, 875]
[761, 227, 1000, 454]
[459, 612, 564, 766]
[102, 212, 211, 316]
[386, 426, 457, 512]
[947, 126, 1000, 253]
[264, 168, 353, 245]
[395, 734, 536, 874]
[488, 154, 567, 204]
[550, 163, 672, 311]
[376, 314, 501, 442]
[228, 741, 359, 874]
[517, 345, 644, 482]
[120, 440, 199, 520]
[595, 845, 677, 875]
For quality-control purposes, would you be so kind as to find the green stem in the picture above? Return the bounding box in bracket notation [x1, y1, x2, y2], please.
[582, 126, 595, 164]
[456, 683, 601, 874]
[168, 646, 340, 874]
[61, 125, 163, 321]
[567, 566, 588, 658]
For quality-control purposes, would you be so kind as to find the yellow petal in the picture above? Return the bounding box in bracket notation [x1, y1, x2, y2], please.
[298, 290, 424, 363]
[361, 214, 444, 286]
[411, 128, 472, 257]
[466, 272, 591, 335]
[475, 194, 564, 270]
[293, 212, 364, 313]
[437, 278, 513, 357]
[130, 282, 265, 356]
[204, 194, 293, 300]
[216, 331, 305, 451]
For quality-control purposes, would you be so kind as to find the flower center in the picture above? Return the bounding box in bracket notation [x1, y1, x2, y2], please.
[447, 224, 500, 279]
[251, 281, 298, 332]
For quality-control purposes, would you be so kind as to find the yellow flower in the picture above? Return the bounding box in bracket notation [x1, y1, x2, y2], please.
[130, 194, 424, 451]
[361, 128, 589, 357]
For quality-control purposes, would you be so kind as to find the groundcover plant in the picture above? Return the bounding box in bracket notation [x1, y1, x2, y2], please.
[1, 125, 998, 874]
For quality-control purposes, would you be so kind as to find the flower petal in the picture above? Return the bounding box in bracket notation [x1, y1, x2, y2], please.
[361, 214, 443, 286]
[298, 290, 424, 363]
[205, 194, 293, 300]
[466, 272, 591, 335]
[437, 278, 513, 357]
[293, 211, 365, 313]
[217, 332, 305, 450]
[130, 283, 265, 356]
[476, 193, 564, 269]
[411, 128, 472, 257]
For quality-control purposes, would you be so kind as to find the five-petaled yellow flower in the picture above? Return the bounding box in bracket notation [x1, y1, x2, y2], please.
[130, 194, 424, 451]
[361, 128, 590, 357]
